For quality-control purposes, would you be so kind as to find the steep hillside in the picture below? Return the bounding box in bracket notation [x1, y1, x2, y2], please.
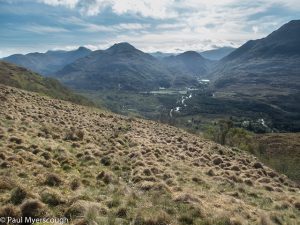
[0, 61, 92, 106]
[211, 20, 300, 91]
[56, 43, 197, 91]
[2, 47, 91, 76]
[200, 47, 236, 61]
[163, 51, 212, 78]
[223, 20, 300, 61]
[207, 20, 300, 131]
[0, 85, 299, 225]
[255, 133, 300, 183]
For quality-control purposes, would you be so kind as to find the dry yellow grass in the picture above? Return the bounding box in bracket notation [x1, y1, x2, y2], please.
[0, 84, 299, 225]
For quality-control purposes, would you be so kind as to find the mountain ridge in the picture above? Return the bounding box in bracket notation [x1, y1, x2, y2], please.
[207, 20, 300, 131]
[222, 20, 300, 62]
[2, 47, 92, 76]
[163, 51, 212, 78]
[55, 43, 198, 91]
[200, 47, 236, 60]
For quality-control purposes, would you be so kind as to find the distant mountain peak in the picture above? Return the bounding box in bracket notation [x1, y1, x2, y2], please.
[77, 46, 90, 52]
[176, 51, 208, 62]
[163, 50, 212, 77]
[179, 51, 203, 58]
[55, 42, 183, 91]
[3, 46, 92, 76]
[46, 49, 64, 54]
[108, 42, 137, 52]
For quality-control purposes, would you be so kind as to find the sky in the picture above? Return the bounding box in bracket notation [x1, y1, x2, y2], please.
[0, 0, 299, 57]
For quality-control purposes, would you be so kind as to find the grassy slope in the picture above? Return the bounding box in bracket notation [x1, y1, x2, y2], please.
[255, 133, 300, 183]
[0, 61, 93, 106]
[201, 122, 300, 184]
[77, 89, 300, 186]
[0, 85, 299, 225]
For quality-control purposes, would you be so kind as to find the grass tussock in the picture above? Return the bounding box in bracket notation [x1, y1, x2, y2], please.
[0, 85, 299, 225]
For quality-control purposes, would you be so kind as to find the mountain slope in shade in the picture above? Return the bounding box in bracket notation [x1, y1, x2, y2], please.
[56, 42, 197, 91]
[0, 61, 92, 105]
[2, 47, 92, 76]
[0, 84, 299, 224]
[163, 51, 213, 78]
[223, 20, 300, 62]
[200, 47, 236, 61]
[150, 51, 174, 59]
[209, 20, 300, 131]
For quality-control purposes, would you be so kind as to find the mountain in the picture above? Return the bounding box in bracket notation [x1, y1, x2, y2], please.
[209, 20, 300, 131]
[0, 84, 299, 224]
[200, 47, 236, 61]
[2, 47, 92, 76]
[163, 51, 213, 78]
[151, 47, 236, 61]
[0, 61, 92, 105]
[150, 51, 174, 59]
[223, 20, 300, 61]
[56, 42, 197, 91]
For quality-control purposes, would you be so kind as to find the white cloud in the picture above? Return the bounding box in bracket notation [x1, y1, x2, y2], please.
[80, 23, 150, 32]
[40, 0, 294, 53]
[117, 23, 150, 30]
[252, 26, 259, 33]
[111, 0, 176, 19]
[62, 17, 150, 32]
[39, 0, 300, 18]
[81, 23, 114, 32]
[78, 0, 111, 16]
[156, 23, 186, 30]
[39, 0, 177, 18]
[22, 24, 69, 33]
[81, 28, 244, 54]
[2, 0, 299, 56]
[268, 0, 300, 9]
[39, 0, 78, 8]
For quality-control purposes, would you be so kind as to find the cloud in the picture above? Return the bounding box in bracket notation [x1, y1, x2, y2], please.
[61, 16, 150, 33]
[80, 23, 150, 32]
[78, 0, 111, 16]
[38, 0, 177, 18]
[1, 0, 299, 56]
[39, 0, 78, 8]
[81, 23, 114, 32]
[36, 0, 299, 45]
[117, 23, 150, 30]
[81, 27, 245, 54]
[22, 24, 69, 34]
[252, 26, 259, 33]
[38, 0, 300, 18]
[156, 23, 186, 30]
[111, 0, 176, 19]
[269, 0, 300, 9]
